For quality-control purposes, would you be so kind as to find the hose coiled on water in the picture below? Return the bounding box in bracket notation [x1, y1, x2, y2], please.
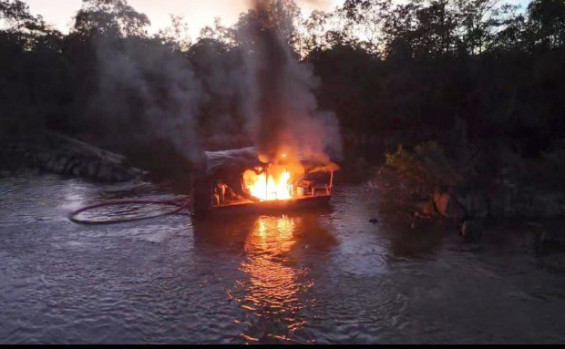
[69, 197, 190, 225]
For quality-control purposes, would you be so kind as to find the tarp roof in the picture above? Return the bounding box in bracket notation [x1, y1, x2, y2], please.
[201, 147, 338, 178]
[204, 147, 264, 176]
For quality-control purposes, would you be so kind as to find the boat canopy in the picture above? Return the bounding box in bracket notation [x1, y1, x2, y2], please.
[203, 147, 263, 178]
[200, 147, 338, 179]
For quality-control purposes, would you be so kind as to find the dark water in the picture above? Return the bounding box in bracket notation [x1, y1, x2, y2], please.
[1, 173, 565, 344]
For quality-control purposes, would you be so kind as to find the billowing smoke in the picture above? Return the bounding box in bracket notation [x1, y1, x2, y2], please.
[86, 0, 341, 169]
[88, 35, 203, 163]
[242, 0, 342, 164]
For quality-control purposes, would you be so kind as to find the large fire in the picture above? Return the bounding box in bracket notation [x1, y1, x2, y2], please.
[243, 165, 294, 201]
[243, 153, 305, 202]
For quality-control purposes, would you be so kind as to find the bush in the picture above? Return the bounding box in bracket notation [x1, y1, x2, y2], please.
[385, 141, 464, 188]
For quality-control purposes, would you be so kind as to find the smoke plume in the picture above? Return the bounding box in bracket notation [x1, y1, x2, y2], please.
[88, 35, 203, 163]
[87, 0, 341, 169]
[242, 0, 342, 164]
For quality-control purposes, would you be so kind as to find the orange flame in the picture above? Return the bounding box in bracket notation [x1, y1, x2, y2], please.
[243, 166, 294, 201]
[243, 151, 307, 202]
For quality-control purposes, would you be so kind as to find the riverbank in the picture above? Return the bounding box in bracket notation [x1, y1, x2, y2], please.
[372, 141, 565, 246]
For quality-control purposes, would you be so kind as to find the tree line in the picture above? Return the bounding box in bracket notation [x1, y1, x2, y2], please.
[1, 0, 564, 171]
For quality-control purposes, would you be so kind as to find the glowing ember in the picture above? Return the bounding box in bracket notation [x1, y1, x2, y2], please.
[243, 166, 294, 201]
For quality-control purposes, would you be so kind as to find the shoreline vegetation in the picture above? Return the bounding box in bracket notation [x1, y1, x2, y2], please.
[2, 0, 565, 233]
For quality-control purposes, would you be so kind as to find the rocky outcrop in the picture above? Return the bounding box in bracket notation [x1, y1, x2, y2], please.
[459, 219, 484, 242]
[432, 183, 565, 220]
[2, 132, 146, 182]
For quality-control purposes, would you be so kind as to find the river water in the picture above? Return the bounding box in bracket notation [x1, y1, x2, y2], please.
[1, 173, 565, 344]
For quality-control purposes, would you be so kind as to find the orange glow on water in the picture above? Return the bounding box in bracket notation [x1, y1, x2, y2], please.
[238, 215, 306, 322]
[220, 213, 337, 343]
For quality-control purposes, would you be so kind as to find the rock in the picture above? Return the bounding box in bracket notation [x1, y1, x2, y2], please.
[414, 211, 433, 220]
[422, 201, 436, 216]
[51, 154, 69, 173]
[460, 219, 484, 242]
[86, 161, 99, 179]
[71, 163, 81, 177]
[97, 163, 113, 182]
[433, 190, 450, 216]
[35, 152, 50, 168]
[77, 162, 89, 177]
[410, 216, 436, 230]
[465, 221, 551, 253]
[457, 188, 490, 219]
[3, 132, 146, 183]
[61, 155, 75, 174]
[38, 132, 145, 182]
[432, 188, 465, 219]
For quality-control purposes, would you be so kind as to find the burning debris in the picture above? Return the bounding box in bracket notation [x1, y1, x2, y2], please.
[191, 147, 337, 215]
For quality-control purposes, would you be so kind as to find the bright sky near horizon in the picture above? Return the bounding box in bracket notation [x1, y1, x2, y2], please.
[21, 0, 529, 40]
[22, 0, 346, 39]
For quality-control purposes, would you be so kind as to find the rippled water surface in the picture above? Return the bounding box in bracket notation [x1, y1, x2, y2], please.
[1, 173, 565, 344]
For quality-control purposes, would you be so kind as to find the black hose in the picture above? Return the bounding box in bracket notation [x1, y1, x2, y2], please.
[69, 198, 190, 225]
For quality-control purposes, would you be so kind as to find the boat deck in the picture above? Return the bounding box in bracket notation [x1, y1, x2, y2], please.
[209, 194, 332, 216]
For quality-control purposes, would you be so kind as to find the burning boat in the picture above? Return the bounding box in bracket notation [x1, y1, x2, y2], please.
[191, 147, 338, 216]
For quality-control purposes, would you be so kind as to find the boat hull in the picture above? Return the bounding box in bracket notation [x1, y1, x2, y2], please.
[204, 195, 332, 216]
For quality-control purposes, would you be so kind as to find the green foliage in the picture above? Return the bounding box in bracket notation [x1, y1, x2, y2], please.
[528, 0, 565, 49]
[385, 141, 464, 187]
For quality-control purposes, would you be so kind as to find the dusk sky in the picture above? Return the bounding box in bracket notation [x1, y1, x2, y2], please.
[21, 0, 529, 40]
[22, 0, 345, 39]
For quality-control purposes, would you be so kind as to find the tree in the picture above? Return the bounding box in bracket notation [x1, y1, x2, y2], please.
[73, 0, 150, 38]
[342, 0, 392, 53]
[0, 0, 35, 29]
[381, 0, 422, 57]
[199, 17, 235, 46]
[455, 0, 499, 54]
[300, 10, 331, 53]
[491, 3, 526, 51]
[411, 0, 459, 57]
[0, 0, 57, 43]
[233, 0, 302, 51]
[527, 0, 565, 49]
[155, 15, 192, 52]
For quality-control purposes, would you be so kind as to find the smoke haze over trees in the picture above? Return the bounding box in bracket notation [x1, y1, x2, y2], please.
[1, 0, 565, 174]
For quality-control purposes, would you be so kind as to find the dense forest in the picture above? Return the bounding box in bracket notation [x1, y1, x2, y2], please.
[1, 0, 565, 192]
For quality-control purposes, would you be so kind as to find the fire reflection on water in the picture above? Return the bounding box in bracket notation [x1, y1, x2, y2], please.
[241, 216, 312, 328]
[193, 210, 336, 343]
[225, 214, 324, 343]
[242, 216, 303, 307]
